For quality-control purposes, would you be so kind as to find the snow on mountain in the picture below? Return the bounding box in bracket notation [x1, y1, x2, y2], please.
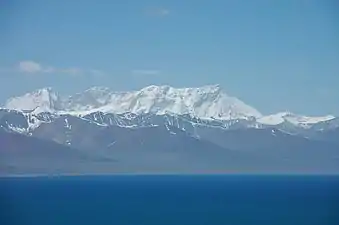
[4, 85, 334, 126]
[5, 87, 62, 114]
[63, 86, 115, 111]
[4, 85, 262, 120]
[258, 112, 335, 128]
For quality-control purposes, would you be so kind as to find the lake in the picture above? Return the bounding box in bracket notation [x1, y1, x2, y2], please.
[1, 175, 338, 225]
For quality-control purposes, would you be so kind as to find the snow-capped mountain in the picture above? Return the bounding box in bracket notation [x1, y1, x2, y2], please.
[5, 87, 62, 114]
[4, 85, 262, 120]
[3, 84, 336, 129]
[2, 85, 339, 175]
[258, 112, 335, 128]
[2, 108, 339, 175]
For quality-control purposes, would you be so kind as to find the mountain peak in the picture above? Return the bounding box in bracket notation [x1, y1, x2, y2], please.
[4, 84, 261, 119]
[258, 112, 335, 127]
[139, 85, 172, 93]
[84, 86, 112, 93]
[5, 87, 61, 113]
[198, 84, 221, 92]
[34, 86, 53, 93]
[28, 87, 57, 97]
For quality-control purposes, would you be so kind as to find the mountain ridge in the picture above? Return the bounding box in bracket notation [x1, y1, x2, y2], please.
[1, 108, 338, 175]
[5, 84, 262, 120]
[1, 100, 339, 175]
[3, 85, 335, 127]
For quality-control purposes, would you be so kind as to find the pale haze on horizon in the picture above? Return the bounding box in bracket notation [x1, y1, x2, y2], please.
[0, 0, 338, 116]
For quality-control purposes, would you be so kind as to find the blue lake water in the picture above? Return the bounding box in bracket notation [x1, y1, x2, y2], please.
[0, 175, 338, 225]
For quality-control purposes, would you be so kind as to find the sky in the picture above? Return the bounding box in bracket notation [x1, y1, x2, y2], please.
[0, 0, 338, 116]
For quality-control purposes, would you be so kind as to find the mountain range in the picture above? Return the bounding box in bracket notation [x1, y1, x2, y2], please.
[1, 85, 338, 175]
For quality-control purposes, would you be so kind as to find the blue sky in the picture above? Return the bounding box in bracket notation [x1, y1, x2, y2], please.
[0, 0, 338, 116]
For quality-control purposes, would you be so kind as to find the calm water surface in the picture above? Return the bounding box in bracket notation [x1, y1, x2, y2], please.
[0, 175, 338, 225]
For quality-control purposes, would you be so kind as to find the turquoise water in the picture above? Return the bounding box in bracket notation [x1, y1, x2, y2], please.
[1, 175, 338, 225]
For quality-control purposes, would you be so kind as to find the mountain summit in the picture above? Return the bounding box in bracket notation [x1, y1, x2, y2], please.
[4, 84, 262, 120]
[5, 87, 62, 113]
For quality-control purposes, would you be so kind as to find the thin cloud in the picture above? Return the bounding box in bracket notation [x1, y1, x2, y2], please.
[156, 8, 170, 16]
[19, 61, 43, 73]
[145, 7, 170, 17]
[60, 67, 83, 76]
[131, 69, 160, 75]
[1, 60, 106, 77]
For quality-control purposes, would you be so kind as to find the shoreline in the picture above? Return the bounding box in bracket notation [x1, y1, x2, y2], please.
[1, 172, 339, 178]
